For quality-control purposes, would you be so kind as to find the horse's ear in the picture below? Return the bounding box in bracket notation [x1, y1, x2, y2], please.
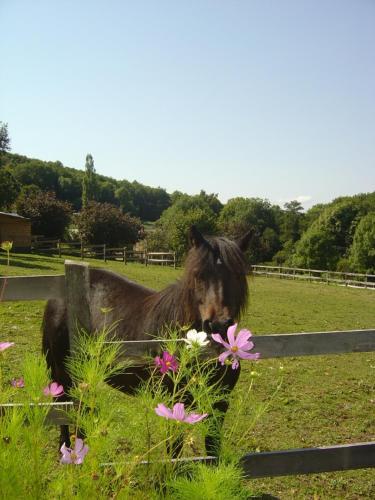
[236, 229, 255, 252]
[189, 225, 209, 249]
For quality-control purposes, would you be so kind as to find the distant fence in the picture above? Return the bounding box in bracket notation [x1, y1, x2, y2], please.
[0, 263, 374, 478]
[252, 265, 375, 289]
[30, 240, 176, 267]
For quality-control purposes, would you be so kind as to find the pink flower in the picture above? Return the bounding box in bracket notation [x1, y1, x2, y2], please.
[0, 342, 14, 352]
[43, 382, 64, 397]
[155, 402, 208, 424]
[60, 438, 89, 465]
[11, 377, 25, 388]
[212, 323, 260, 370]
[154, 351, 179, 374]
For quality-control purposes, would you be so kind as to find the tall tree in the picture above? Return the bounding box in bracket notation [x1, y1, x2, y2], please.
[0, 122, 11, 154]
[82, 154, 97, 208]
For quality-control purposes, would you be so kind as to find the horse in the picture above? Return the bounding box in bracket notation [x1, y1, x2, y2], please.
[42, 226, 253, 456]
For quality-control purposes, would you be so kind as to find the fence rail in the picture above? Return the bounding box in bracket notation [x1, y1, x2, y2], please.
[1, 263, 374, 479]
[252, 265, 375, 289]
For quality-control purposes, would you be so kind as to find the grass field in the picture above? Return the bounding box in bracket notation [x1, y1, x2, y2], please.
[1, 253, 375, 499]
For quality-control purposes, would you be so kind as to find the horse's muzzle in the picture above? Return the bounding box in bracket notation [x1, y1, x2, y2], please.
[203, 318, 234, 335]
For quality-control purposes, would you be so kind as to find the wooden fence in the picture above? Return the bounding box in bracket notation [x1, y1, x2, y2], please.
[1, 262, 375, 479]
[252, 265, 375, 289]
[30, 240, 176, 267]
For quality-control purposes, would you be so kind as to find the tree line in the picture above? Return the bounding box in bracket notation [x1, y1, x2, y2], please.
[0, 121, 374, 273]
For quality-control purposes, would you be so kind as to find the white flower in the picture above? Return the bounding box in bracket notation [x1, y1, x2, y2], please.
[183, 329, 209, 349]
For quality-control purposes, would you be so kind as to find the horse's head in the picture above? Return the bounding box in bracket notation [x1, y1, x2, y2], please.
[185, 226, 253, 336]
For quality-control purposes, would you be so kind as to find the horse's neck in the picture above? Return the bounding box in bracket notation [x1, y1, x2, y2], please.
[144, 280, 198, 334]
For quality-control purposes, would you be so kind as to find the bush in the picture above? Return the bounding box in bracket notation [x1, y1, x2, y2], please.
[16, 190, 72, 238]
[75, 201, 141, 246]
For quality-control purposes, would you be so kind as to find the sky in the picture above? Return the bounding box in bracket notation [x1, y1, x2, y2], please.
[1, 0, 374, 209]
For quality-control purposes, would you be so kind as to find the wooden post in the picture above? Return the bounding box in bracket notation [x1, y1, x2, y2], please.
[103, 244, 106, 263]
[80, 241, 84, 260]
[64, 261, 92, 351]
[58, 239, 61, 258]
[173, 251, 176, 269]
[145, 252, 148, 267]
[123, 247, 126, 265]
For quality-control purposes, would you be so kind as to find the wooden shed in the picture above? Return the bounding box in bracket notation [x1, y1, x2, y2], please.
[0, 212, 31, 250]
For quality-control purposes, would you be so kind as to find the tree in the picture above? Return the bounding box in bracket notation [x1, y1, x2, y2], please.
[218, 197, 280, 262]
[0, 168, 19, 210]
[0, 122, 11, 154]
[349, 213, 375, 273]
[148, 194, 217, 256]
[16, 191, 72, 238]
[82, 154, 97, 208]
[75, 201, 141, 246]
[291, 200, 364, 270]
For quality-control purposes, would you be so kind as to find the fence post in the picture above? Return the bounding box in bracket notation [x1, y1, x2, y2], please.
[64, 261, 92, 351]
[123, 248, 126, 265]
[58, 239, 61, 258]
[103, 244, 106, 263]
[145, 252, 148, 267]
[173, 251, 176, 269]
[80, 241, 84, 260]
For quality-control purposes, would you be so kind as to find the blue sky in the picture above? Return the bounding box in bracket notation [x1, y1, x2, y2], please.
[1, 1, 374, 209]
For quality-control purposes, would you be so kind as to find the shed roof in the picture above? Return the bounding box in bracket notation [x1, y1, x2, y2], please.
[0, 211, 30, 221]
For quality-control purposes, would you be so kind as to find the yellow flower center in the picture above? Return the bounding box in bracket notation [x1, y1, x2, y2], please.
[231, 346, 239, 353]
[166, 361, 171, 366]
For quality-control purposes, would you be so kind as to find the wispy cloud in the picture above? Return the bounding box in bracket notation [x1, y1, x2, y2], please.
[295, 195, 312, 203]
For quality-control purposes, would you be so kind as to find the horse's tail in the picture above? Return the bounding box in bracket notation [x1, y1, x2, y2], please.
[42, 299, 71, 389]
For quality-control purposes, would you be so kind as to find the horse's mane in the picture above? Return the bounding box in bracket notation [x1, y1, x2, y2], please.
[144, 236, 249, 332]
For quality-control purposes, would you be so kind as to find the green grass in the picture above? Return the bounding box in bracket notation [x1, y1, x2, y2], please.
[1, 253, 375, 499]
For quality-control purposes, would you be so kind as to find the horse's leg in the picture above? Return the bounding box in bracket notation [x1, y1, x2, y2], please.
[205, 364, 241, 457]
[42, 299, 73, 450]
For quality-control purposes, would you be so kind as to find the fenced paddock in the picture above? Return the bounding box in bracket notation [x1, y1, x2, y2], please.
[30, 240, 176, 266]
[252, 264, 375, 289]
[1, 261, 375, 481]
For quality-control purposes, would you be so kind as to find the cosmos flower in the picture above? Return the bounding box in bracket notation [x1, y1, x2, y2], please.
[0, 342, 14, 352]
[43, 382, 64, 397]
[154, 351, 179, 374]
[183, 329, 209, 349]
[155, 402, 208, 424]
[212, 323, 260, 369]
[11, 377, 25, 388]
[60, 438, 89, 465]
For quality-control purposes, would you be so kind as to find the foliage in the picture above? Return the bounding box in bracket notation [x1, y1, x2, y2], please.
[0, 168, 19, 210]
[0, 121, 11, 154]
[0, 240, 13, 266]
[75, 201, 141, 246]
[149, 194, 218, 256]
[349, 213, 375, 273]
[116, 180, 171, 221]
[0, 321, 268, 498]
[82, 154, 97, 208]
[218, 197, 281, 263]
[291, 200, 364, 269]
[16, 190, 72, 238]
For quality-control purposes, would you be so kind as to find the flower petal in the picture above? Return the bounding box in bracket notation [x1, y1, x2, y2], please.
[227, 324, 237, 346]
[172, 403, 185, 421]
[196, 331, 208, 343]
[236, 329, 252, 347]
[238, 350, 260, 360]
[211, 334, 230, 349]
[186, 329, 197, 340]
[238, 341, 254, 352]
[155, 404, 174, 419]
[218, 350, 232, 365]
[232, 359, 240, 370]
[184, 412, 208, 424]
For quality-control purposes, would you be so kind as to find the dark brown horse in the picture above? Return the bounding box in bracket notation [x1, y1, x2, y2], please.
[42, 226, 252, 456]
